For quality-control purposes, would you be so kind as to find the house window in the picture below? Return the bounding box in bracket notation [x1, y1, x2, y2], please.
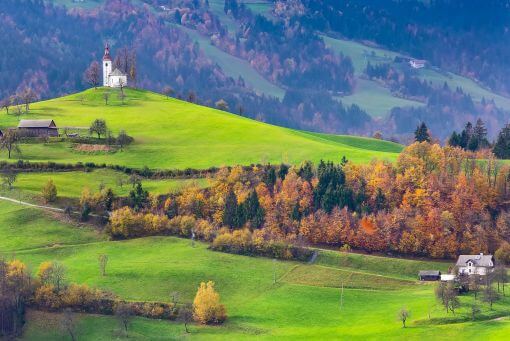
[469, 269, 472, 273]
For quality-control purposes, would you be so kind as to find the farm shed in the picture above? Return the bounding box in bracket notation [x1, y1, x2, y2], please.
[418, 270, 441, 281]
[17, 119, 58, 137]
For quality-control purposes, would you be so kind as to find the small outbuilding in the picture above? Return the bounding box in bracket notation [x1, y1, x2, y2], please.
[17, 119, 58, 137]
[418, 270, 441, 281]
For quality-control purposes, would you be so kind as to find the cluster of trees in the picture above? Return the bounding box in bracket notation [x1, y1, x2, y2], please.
[448, 120, 490, 152]
[105, 142, 510, 259]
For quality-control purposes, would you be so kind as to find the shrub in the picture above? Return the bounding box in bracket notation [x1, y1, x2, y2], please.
[34, 285, 62, 310]
[41, 179, 57, 203]
[193, 281, 227, 324]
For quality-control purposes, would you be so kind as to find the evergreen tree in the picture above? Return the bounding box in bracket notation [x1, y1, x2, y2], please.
[448, 131, 461, 147]
[277, 163, 289, 180]
[493, 124, 510, 159]
[374, 188, 386, 211]
[414, 122, 431, 142]
[222, 190, 238, 228]
[262, 165, 277, 189]
[129, 183, 148, 211]
[298, 161, 314, 182]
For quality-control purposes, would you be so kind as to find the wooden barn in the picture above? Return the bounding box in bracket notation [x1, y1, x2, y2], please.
[17, 119, 58, 137]
[418, 270, 441, 281]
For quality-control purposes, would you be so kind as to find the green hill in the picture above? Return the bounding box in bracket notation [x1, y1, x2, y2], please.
[0, 88, 402, 169]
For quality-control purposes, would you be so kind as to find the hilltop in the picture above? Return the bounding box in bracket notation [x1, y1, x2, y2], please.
[0, 88, 402, 169]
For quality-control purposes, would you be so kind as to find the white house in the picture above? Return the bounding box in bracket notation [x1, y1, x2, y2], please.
[102, 44, 128, 88]
[456, 253, 495, 276]
[409, 59, 426, 69]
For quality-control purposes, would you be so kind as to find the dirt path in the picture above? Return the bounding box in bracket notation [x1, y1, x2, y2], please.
[0, 195, 64, 212]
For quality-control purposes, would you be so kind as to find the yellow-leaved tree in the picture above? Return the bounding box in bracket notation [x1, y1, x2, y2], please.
[192, 281, 227, 324]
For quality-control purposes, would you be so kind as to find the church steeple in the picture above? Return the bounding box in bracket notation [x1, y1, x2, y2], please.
[103, 43, 112, 61]
[102, 43, 113, 86]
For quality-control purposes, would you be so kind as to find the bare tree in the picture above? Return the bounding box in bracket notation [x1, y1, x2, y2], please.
[436, 281, 460, 314]
[162, 86, 174, 97]
[98, 254, 109, 276]
[178, 303, 193, 333]
[85, 61, 101, 88]
[114, 302, 134, 337]
[60, 308, 77, 341]
[118, 89, 126, 105]
[397, 307, 410, 328]
[493, 265, 508, 295]
[470, 304, 481, 321]
[482, 284, 500, 310]
[469, 274, 481, 300]
[0, 97, 11, 114]
[128, 52, 137, 87]
[20, 87, 37, 112]
[117, 130, 131, 151]
[0, 130, 21, 159]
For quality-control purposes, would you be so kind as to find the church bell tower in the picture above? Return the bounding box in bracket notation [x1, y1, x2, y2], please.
[103, 43, 112, 87]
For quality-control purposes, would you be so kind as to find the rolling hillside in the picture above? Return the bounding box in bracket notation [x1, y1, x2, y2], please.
[0, 87, 402, 169]
[0, 201, 508, 340]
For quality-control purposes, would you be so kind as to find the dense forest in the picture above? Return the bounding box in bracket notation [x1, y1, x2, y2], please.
[102, 142, 510, 259]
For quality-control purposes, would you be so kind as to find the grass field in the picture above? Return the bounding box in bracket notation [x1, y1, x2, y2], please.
[1, 169, 208, 200]
[1, 202, 509, 340]
[0, 88, 402, 169]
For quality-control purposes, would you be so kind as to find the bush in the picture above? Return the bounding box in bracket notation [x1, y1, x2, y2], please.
[41, 179, 57, 203]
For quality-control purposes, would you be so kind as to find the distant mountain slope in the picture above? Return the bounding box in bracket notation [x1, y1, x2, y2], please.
[0, 88, 402, 169]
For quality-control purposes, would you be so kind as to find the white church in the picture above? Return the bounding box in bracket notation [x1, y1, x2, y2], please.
[102, 44, 128, 88]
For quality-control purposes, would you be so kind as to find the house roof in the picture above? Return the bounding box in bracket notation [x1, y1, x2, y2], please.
[18, 119, 57, 129]
[456, 254, 494, 267]
[419, 270, 441, 276]
[110, 68, 126, 77]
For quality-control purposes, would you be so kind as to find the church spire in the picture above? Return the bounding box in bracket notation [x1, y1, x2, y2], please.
[103, 43, 112, 61]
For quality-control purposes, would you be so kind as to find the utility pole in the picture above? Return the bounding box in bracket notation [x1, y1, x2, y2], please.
[273, 258, 277, 285]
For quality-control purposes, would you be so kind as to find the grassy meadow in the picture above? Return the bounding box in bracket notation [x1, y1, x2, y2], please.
[0, 88, 402, 169]
[0, 169, 208, 201]
[0, 201, 508, 340]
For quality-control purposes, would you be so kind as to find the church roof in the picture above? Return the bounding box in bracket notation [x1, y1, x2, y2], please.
[18, 119, 57, 129]
[110, 68, 126, 77]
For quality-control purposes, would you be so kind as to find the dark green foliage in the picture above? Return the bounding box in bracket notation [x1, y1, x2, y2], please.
[129, 183, 149, 211]
[313, 160, 353, 213]
[278, 163, 289, 180]
[103, 188, 115, 212]
[375, 188, 386, 211]
[493, 124, 510, 159]
[223, 190, 264, 229]
[449, 120, 489, 151]
[222, 190, 239, 228]
[298, 161, 314, 182]
[414, 122, 430, 142]
[262, 165, 277, 189]
[81, 203, 91, 222]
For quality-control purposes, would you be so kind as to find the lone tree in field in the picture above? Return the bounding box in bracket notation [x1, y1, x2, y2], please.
[60, 308, 77, 341]
[114, 302, 134, 337]
[20, 87, 37, 112]
[178, 303, 194, 333]
[0, 129, 20, 159]
[397, 307, 410, 328]
[89, 119, 107, 139]
[162, 86, 174, 97]
[414, 122, 431, 142]
[98, 254, 109, 276]
[84, 61, 101, 88]
[1, 170, 17, 191]
[42, 179, 58, 203]
[193, 281, 227, 324]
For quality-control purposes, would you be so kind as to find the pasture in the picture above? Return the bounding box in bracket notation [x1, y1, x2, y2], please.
[1, 202, 508, 340]
[0, 88, 402, 169]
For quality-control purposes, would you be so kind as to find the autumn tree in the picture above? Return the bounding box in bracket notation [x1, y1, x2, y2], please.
[84, 61, 101, 88]
[89, 119, 107, 139]
[193, 281, 227, 324]
[495, 242, 510, 265]
[37, 261, 66, 291]
[0, 129, 20, 159]
[42, 179, 58, 203]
